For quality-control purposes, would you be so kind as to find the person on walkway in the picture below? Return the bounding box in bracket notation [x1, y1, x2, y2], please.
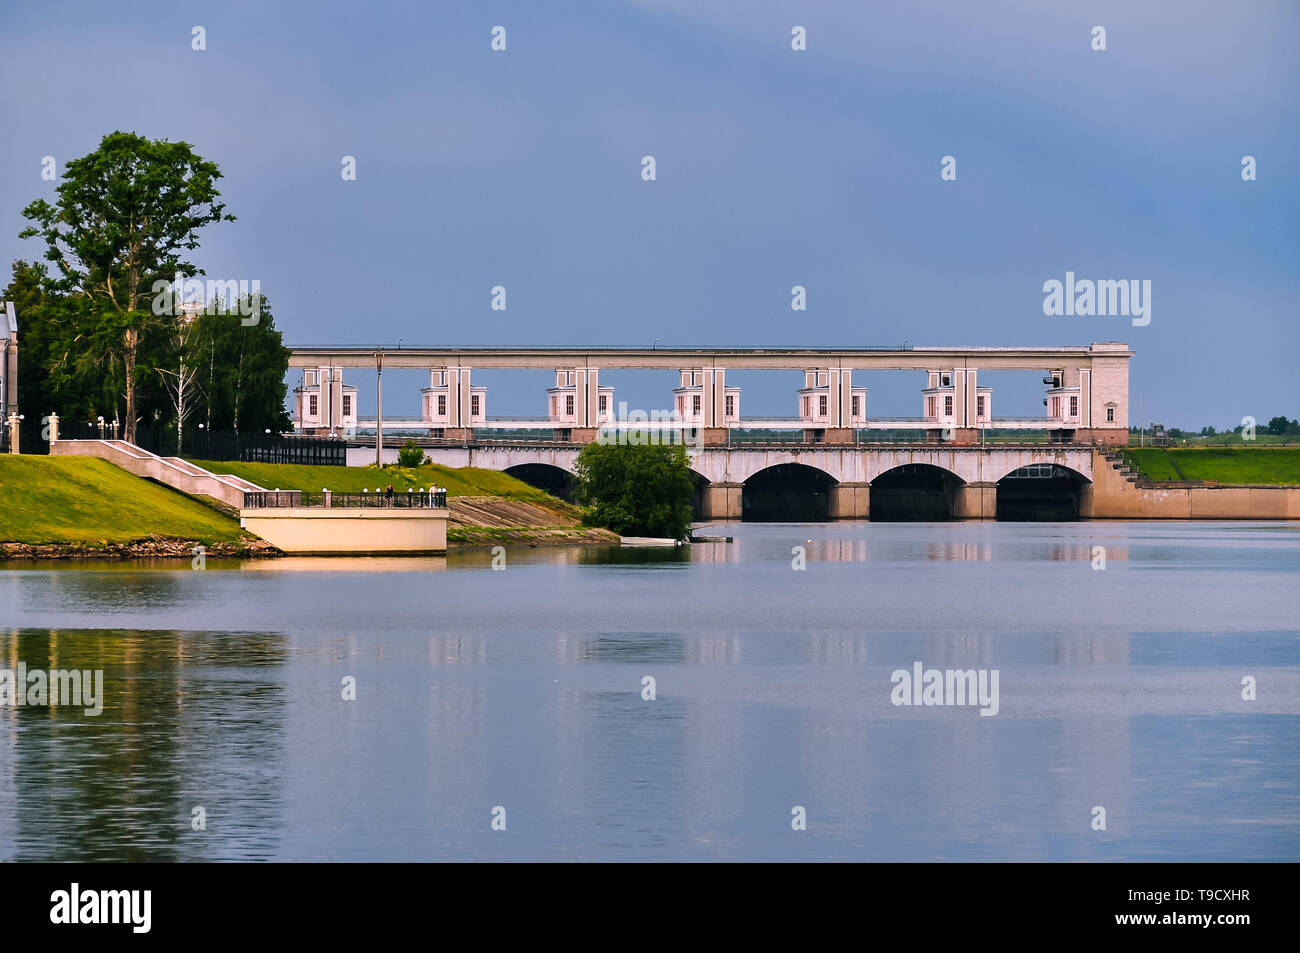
[386, 483, 394, 506]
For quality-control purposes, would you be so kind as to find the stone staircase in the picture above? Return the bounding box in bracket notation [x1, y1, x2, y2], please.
[50, 439, 266, 508]
[1102, 450, 1141, 484]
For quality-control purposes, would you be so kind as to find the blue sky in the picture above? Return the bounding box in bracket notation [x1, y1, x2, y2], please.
[1, 0, 1296, 425]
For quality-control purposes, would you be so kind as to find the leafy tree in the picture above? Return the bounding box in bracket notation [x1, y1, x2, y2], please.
[574, 442, 695, 540]
[191, 294, 291, 434]
[397, 440, 426, 467]
[1266, 416, 1299, 436]
[19, 131, 234, 442]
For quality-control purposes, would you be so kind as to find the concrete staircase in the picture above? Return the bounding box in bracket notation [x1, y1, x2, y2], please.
[1102, 450, 1141, 484]
[50, 439, 266, 508]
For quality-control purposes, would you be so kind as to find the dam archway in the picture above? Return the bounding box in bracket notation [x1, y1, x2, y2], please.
[742, 464, 836, 521]
[996, 464, 1089, 520]
[504, 463, 576, 502]
[870, 464, 962, 521]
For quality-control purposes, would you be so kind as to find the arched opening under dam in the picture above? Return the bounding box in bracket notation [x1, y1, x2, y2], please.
[504, 463, 576, 502]
[742, 464, 836, 521]
[996, 464, 1088, 520]
[688, 470, 709, 520]
[870, 464, 961, 521]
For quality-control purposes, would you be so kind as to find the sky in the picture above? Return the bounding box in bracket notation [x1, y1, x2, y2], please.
[1, 0, 1296, 426]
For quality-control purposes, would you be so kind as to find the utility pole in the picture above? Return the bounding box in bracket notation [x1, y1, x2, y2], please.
[375, 348, 384, 466]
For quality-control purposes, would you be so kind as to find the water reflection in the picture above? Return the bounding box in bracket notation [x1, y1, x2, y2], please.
[0, 521, 1296, 861]
[0, 629, 287, 861]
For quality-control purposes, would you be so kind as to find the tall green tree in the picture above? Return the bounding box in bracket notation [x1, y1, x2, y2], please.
[574, 442, 695, 540]
[19, 131, 234, 442]
[191, 294, 291, 435]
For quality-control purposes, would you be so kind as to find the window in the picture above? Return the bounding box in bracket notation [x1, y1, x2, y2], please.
[927, 396, 935, 418]
[308, 395, 318, 417]
[941, 375, 951, 387]
[342, 396, 352, 417]
[692, 395, 702, 416]
[565, 394, 575, 416]
[1107, 408, 1115, 422]
[944, 396, 953, 416]
[802, 397, 809, 417]
[471, 395, 481, 417]
[977, 396, 985, 417]
[599, 395, 608, 413]
[1052, 397, 1060, 417]
[437, 395, 447, 416]
[725, 394, 735, 418]
[1070, 396, 1078, 417]
[851, 395, 861, 417]
[819, 395, 828, 416]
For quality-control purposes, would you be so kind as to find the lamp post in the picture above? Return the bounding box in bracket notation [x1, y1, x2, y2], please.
[97, 415, 104, 439]
[375, 347, 384, 467]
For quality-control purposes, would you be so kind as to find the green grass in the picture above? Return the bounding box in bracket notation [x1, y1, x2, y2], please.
[1122, 447, 1300, 484]
[189, 459, 559, 502]
[0, 456, 245, 544]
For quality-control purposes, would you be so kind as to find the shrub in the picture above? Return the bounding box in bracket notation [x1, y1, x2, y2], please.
[396, 440, 426, 467]
[574, 442, 694, 540]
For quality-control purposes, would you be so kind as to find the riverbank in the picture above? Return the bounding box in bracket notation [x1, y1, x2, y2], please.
[0, 456, 607, 559]
[1121, 447, 1300, 484]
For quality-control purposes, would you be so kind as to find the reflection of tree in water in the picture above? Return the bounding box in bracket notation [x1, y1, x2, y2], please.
[2, 628, 287, 862]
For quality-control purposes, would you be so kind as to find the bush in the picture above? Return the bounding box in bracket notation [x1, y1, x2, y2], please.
[396, 440, 426, 467]
[573, 442, 695, 540]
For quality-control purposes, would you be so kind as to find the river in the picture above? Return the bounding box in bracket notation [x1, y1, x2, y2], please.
[1, 520, 1297, 861]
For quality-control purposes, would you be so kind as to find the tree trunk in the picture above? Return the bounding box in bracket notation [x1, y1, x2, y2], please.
[123, 326, 138, 444]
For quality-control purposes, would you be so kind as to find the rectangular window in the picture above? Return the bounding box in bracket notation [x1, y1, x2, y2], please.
[725, 395, 735, 417]
[692, 395, 702, 415]
[927, 396, 935, 418]
[565, 394, 575, 416]
[801, 397, 809, 417]
[944, 396, 953, 416]
[342, 396, 352, 416]
[599, 395, 608, 413]
[942, 375, 951, 387]
[437, 395, 447, 416]
[819, 395, 828, 416]
[471, 395, 481, 417]
[977, 396, 985, 417]
[1107, 408, 1114, 422]
[308, 395, 318, 417]
[1052, 397, 1060, 418]
[851, 396, 860, 417]
[1070, 396, 1078, 417]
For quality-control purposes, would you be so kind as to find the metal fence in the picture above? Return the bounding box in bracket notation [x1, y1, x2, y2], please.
[243, 489, 448, 509]
[54, 421, 346, 466]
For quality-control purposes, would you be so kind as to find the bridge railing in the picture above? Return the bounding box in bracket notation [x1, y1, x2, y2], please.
[243, 490, 448, 508]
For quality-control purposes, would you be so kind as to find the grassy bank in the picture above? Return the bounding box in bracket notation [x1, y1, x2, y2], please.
[190, 459, 557, 503]
[1121, 447, 1300, 484]
[0, 456, 246, 545]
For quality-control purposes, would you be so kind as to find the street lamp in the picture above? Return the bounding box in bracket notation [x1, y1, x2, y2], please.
[375, 347, 384, 467]
[97, 415, 104, 439]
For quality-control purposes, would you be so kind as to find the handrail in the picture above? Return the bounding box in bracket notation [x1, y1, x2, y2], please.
[243, 490, 448, 508]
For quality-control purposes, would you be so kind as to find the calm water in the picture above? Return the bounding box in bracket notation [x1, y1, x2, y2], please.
[1, 521, 1298, 861]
